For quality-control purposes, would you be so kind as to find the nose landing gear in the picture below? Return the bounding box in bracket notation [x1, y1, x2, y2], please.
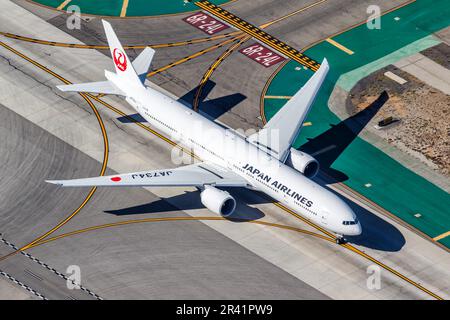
[335, 236, 347, 245]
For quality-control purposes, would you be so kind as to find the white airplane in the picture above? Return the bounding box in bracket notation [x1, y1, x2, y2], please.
[47, 20, 361, 243]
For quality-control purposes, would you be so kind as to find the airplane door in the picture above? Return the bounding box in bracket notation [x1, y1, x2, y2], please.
[320, 209, 329, 225]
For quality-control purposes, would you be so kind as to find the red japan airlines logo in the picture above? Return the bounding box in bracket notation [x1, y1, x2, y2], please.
[113, 48, 127, 72]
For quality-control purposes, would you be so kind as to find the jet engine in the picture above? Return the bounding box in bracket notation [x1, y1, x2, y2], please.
[200, 186, 236, 217]
[285, 148, 320, 178]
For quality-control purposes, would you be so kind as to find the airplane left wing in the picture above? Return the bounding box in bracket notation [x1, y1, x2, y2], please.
[247, 59, 330, 162]
[46, 163, 248, 188]
[57, 80, 125, 96]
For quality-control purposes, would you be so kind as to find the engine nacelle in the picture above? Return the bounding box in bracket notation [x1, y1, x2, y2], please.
[200, 186, 236, 217]
[285, 148, 320, 178]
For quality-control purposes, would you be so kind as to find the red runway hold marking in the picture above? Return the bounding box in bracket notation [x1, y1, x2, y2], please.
[239, 43, 286, 67]
[183, 12, 230, 35]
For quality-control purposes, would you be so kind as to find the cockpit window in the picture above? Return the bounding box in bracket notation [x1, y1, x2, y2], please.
[343, 219, 358, 226]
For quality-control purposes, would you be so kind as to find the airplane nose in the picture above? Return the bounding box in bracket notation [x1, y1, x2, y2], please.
[351, 222, 362, 236]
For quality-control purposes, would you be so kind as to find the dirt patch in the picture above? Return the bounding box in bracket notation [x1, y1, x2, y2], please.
[349, 65, 450, 176]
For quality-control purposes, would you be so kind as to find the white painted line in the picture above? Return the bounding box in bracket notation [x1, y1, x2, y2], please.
[264, 95, 292, 99]
[384, 71, 408, 84]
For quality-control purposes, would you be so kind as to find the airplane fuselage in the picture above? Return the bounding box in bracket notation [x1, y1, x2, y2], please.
[122, 82, 361, 237]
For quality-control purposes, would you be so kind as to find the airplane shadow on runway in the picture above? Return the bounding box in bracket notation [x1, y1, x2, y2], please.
[111, 90, 405, 251]
[105, 187, 405, 251]
[301, 91, 390, 183]
[117, 80, 246, 123]
[302, 90, 405, 251]
[327, 187, 405, 251]
[105, 187, 265, 222]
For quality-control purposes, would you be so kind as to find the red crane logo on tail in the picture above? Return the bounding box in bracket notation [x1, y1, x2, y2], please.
[113, 48, 127, 72]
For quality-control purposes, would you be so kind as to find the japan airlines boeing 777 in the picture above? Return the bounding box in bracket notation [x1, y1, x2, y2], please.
[47, 20, 361, 242]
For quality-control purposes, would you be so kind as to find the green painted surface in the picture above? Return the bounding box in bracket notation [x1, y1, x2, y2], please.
[337, 35, 440, 91]
[265, 0, 450, 247]
[32, 0, 231, 17]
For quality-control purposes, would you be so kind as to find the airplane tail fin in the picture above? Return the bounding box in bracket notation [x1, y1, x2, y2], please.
[101, 19, 142, 87]
[57, 20, 149, 95]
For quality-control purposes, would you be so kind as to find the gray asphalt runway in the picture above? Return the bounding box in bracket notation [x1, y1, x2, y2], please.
[0, 101, 328, 299]
[1, 0, 448, 300]
[17, 0, 407, 130]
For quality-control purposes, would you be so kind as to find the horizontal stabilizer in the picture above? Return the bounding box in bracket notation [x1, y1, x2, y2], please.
[57, 81, 125, 96]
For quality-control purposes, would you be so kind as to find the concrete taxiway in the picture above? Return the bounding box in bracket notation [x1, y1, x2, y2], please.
[0, 0, 449, 300]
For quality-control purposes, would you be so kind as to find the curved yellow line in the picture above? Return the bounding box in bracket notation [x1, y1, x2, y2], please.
[193, 35, 251, 111]
[1, 0, 442, 300]
[257, 0, 442, 300]
[147, 34, 246, 78]
[27, 216, 334, 249]
[0, 31, 242, 50]
[26, 213, 443, 300]
[0, 41, 109, 258]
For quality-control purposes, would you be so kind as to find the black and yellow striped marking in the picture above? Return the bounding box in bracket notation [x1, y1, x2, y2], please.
[194, 0, 321, 72]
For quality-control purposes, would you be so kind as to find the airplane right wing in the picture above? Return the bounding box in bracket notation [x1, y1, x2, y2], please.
[46, 162, 248, 188]
[247, 59, 330, 161]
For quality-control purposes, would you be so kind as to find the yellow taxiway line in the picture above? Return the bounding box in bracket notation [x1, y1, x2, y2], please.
[433, 231, 450, 242]
[147, 34, 246, 78]
[196, 1, 320, 72]
[120, 0, 129, 18]
[325, 38, 354, 55]
[0, 40, 109, 260]
[57, 0, 72, 11]
[0, 31, 243, 50]
[259, 0, 327, 29]
[0, 5, 444, 299]
[192, 0, 328, 111]
[27, 217, 334, 249]
[193, 35, 251, 111]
